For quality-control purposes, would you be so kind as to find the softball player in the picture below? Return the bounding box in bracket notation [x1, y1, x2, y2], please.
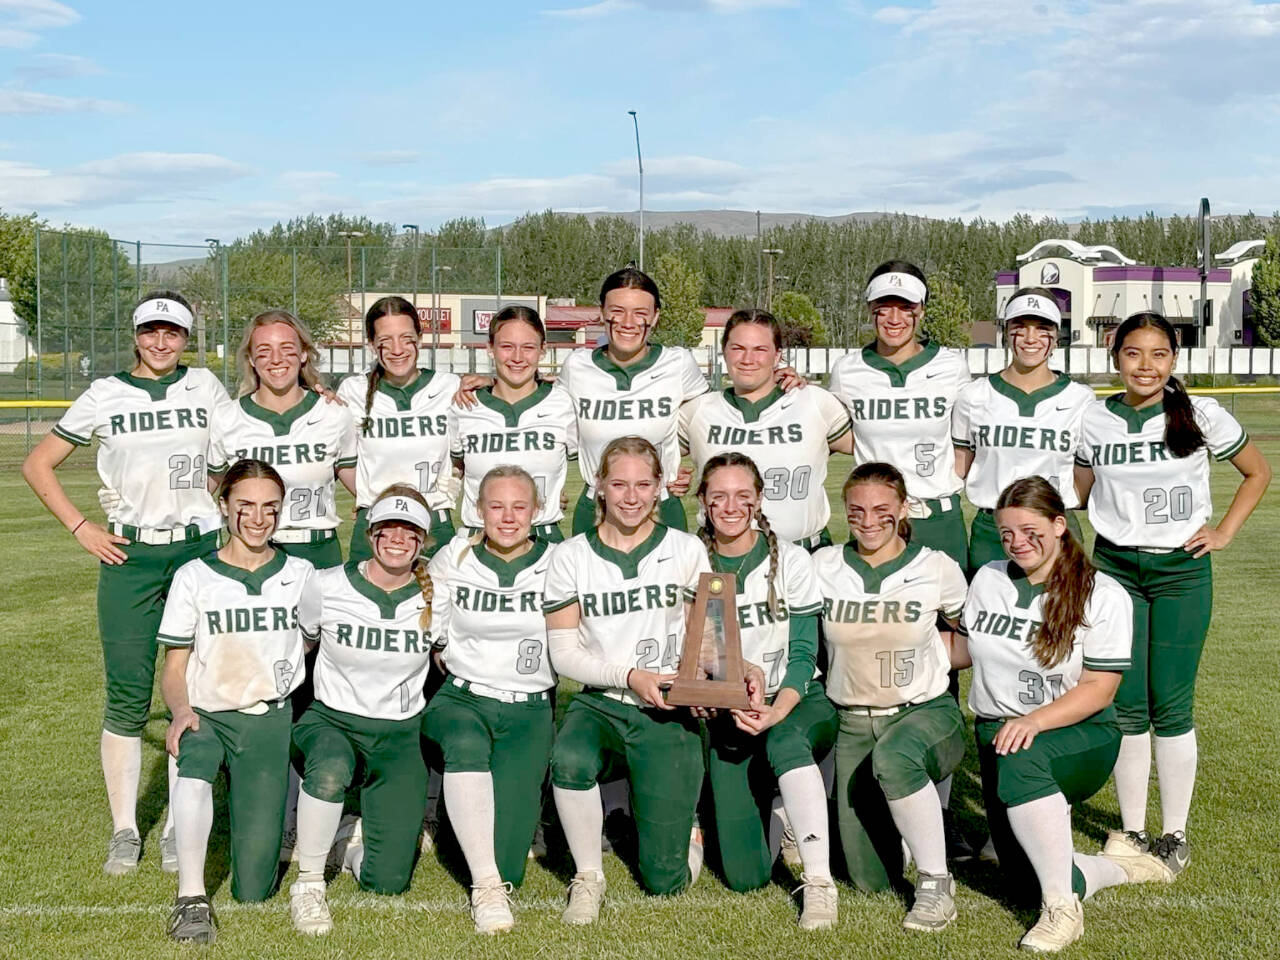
[289, 484, 435, 935]
[955, 477, 1167, 953]
[337, 296, 459, 562]
[695, 453, 838, 929]
[22, 290, 227, 876]
[953, 289, 1096, 571]
[423, 466, 555, 934]
[158, 459, 321, 944]
[814, 462, 968, 932]
[681, 309, 853, 550]
[210, 310, 357, 570]
[449, 306, 576, 542]
[544, 436, 713, 923]
[1075, 313, 1270, 878]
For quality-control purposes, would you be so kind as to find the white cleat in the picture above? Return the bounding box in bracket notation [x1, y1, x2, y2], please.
[1101, 829, 1171, 883]
[420, 815, 438, 854]
[470, 878, 515, 934]
[562, 871, 606, 925]
[159, 829, 179, 873]
[289, 880, 333, 936]
[103, 829, 141, 876]
[687, 825, 705, 886]
[902, 872, 957, 932]
[330, 814, 363, 876]
[794, 874, 838, 931]
[1019, 894, 1083, 953]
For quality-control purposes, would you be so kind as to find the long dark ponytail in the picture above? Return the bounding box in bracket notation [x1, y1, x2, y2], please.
[1111, 312, 1204, 457]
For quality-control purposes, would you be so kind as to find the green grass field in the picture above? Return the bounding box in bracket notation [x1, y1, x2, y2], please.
[1, 396, 1278, 960]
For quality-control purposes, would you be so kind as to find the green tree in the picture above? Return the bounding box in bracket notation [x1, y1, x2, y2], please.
[923, 268, 974, 347]
[0, 209, 41, 334]
[772, 290, 827, 347]
[650, 252, 706, 348]
[1250, 235, 1280, 346]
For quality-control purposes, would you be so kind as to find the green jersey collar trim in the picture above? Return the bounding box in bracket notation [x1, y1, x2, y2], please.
[590, 343, 663, 390]
[1007, 561, 1045, 609]
[239, 390, 319, 437]
[200, 549, 286, 597]
[476, 380, 552, 428]
[114, 365, 188, 401]
[586, 523, 669, 579]
[712, 533, 769, 593]
[472, 538, 548, 588]
[722, 386, 784, 424]
[377, 369, 434, 411]
[990, 372, 1072, 418]
[860, 341, 939, 388]
[840, 539, 922, 594]
[343, 561, 422, 618]
[1105, 393, 1164, 434]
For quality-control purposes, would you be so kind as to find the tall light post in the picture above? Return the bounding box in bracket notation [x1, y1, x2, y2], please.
[402, 224, 420, 315]
[628, 110, 644, 271]
[431, 264, 452, 368]
[763, 248, 783, 310]
[205, 238, 227, 383]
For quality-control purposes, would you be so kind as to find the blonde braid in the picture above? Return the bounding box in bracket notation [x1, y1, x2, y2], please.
[756, 511, 781, 617]
[412, 557, 434, 631]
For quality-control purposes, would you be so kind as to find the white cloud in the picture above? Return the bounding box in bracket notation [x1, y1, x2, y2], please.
[0, 89, 125, 114]
[13, 52, 104, 79]
[0, 152, 252, 211]
[0, 0, 79, 48]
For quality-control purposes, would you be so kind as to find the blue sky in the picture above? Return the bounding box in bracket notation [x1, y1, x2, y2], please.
[2, 0, 1279, 244]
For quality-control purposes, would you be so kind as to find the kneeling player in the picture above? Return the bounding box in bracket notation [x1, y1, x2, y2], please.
[696, 453, 838, 928]
[814, 463, 968, 932]
[159, 459, 321, 943]
[423, 466, 555, 934]
[289, 484, 435, 934]
[953, 477, 1166, 953]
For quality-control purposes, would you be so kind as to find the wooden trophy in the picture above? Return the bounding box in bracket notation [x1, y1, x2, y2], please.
[665, 572, 751, 710]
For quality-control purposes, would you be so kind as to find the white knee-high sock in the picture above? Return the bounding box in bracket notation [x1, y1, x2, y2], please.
[1007, 793, 1074, 902]
[163, 753, 179, 836]
[295, 789, 344, 884]
[886, 784, 947, 876]
[173, 777, 213, 898]
[1114, 732, 1151, 833]
[1154, 731, 1197, 836]
[778, 765, 831, 879]
[444, 771, 500, 884]
[553, 784, 604, 876]
[1073, 853, 1126, 900]
[100, 731, 141, 834]
[935, 774, 953, 810]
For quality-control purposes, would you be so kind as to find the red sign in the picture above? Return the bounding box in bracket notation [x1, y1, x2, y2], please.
[416, 307, 452, 333]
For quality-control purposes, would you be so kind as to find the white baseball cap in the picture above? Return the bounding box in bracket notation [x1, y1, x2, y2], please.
[367, 494, 432, 532]
[865, 271, 927, 306]
[133, 296, 194, 331]
[1004, 293, 1062, 326]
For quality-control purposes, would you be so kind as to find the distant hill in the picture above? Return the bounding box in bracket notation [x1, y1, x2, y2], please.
[564, 209, 921, 238]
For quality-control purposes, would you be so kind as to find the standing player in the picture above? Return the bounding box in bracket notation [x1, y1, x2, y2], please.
[22, 290, 228, 876]
[953, 289, 1096, 571]
[543, 437, 714, 923]
[338, 297, 459, 562]
[449, 306, 576, 542]
[1075, 313, 1270, 878]
[210, 310, 357, 570]
[424, 466, 555, 934]
[289, 484, 435, 935]
[813, 463, 968, 932]
[954, 477, 1168, 953]
[681, 309, 854, 550]
[695, 453, 838, 930]
[158, 459, 321, 944]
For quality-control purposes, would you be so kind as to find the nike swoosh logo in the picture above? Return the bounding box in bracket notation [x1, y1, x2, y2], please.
[184, 383, 198, 391]
[535, 411, 552, 418]
[655, 556, 671, 563]
[902, 576, 921, 584]
[924, 371, 943, 379]
[1054, 404, 1072, 411]
[281, 579, 295, 586]
[305, 416, 324, 426]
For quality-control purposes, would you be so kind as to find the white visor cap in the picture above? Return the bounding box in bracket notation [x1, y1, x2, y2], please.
[865, 272, 927, 306]
[1004, 293, 1062, 326]
[133, 297, 194, 331]
[367, 494, 432, 533]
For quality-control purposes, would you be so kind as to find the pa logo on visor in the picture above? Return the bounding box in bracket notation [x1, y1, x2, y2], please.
[396, 498, 409, 511]
[889, 275, 903, 286]
[1027, 297, 1041, 309]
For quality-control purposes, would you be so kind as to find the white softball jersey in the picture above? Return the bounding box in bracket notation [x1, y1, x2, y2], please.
[52, 366, 230, 530]
[429, 535, 555, 693]
[963, 561, 1133, 719]
[448, 382, 577, 529]
[543, 526, 711, 706]
[1075, 394, 1248, 548]
[680, 386, 852, 544]
[952, 373, 1097, 509]
[209, 392, 357, 533]
[313, 562, 434, 720]
[814, 541, 967, 708]
[827, 343, 970, 503]
[158, 552, 321, 713]
[337, 369, 459, 511]
[555, 344, 709, 491]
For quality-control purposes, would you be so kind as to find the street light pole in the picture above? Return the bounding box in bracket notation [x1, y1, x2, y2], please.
[205, 238, 227, 384]
[337, 230, 365, 346]
[628, 110, 644, 271]
[762, 248, 783, 311]
[402, 224, 420, 315]
[432, 264, 452, 369]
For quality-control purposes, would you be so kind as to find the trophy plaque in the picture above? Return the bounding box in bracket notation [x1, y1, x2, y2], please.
[664, 572, 751, 710]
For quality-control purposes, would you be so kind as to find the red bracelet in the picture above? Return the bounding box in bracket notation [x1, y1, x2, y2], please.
[71, 518, 87, 534]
